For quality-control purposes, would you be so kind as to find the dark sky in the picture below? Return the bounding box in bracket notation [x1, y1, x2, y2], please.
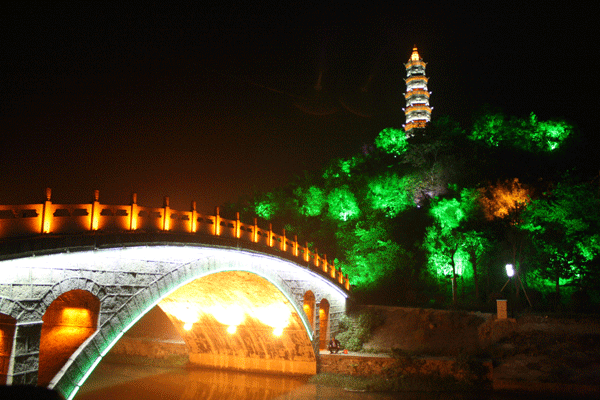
[2, 2, 597, 212]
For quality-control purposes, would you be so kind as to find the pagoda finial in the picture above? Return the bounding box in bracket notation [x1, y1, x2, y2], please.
[410, 46, 421, 62]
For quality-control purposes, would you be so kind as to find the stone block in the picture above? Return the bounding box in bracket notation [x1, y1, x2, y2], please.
[30, 284, 51, 299]
[0, 285, 13, 298]
[13, 354, 38, 374]
[11, 284, 32, 300]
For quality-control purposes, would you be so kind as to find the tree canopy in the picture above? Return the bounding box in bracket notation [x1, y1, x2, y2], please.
[236, 109, 596, 309]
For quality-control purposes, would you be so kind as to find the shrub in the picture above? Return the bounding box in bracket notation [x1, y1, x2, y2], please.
[336, 309, 385, 351]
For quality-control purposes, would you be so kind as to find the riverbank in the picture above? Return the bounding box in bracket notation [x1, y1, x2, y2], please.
[323, 306, 600, 396]
[105, 305, 600, 396]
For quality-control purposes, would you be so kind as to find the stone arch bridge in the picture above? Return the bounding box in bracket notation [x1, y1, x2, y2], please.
[0, 190, 350, 400]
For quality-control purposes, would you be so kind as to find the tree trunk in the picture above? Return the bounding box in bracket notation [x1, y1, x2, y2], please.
[470, 250, 480, 301]
[450, 250, 458, 304]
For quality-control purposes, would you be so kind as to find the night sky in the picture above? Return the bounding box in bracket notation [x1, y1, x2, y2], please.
[2, 2, 597, 212]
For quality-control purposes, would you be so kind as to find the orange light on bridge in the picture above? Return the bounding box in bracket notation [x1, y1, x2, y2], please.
[253, 303, 291, 337]
[161, 303, 199, 331]
[61, 308, 92, 327]
[210, 304, 245, 334]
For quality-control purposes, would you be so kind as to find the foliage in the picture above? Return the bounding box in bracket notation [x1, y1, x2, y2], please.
[336, 215, 406, 288]
[478, 178, 533, 221]
[520, 181, 600, 295]
[327, 185, 361, 221]
[367, 172, 416, 217]
[229, 109, 597, 307]
[294, 185, 326, 217]
[469, 109, 573, 153]
[336, 310, 385, 351]
[374, 127, 408, 156]
[254, 192, 279, 220]
[424, 189, 482, 302]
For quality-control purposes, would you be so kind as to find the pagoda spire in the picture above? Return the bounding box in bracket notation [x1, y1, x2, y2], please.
[403, 46, 432, 136]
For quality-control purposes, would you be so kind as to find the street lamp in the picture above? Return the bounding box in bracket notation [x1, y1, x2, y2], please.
[500, 263, 532, 308]
[505, 263, 514, 278]
[501, 264, 514, 292]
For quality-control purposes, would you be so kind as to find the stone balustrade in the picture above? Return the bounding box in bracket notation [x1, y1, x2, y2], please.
[0, 189, 349, 291]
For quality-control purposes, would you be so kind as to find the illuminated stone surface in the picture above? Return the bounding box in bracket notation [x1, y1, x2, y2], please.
[0, 244, 348, 400]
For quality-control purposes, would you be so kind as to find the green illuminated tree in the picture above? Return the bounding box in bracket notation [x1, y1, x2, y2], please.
[367, 172, 416, 217]
[336, 215, 405, 290]
[424, 189, 479, 303]
[374, 127, 408, 156]
[462, 230, 490, 300]
[469, 109, 573, 153]
[294, 186, 326, 217]
[254, 192, 279, 220]
[327, 185, 361, 221]
[520, 181, 600, 298]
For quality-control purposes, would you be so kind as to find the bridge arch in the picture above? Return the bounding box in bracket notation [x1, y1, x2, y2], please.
[318, 298, 330, 350]
[0, 243, 348, 400]
[302, 291, 316, 333]
[0, 314, 17, 385]
[38, 290, 100, 386]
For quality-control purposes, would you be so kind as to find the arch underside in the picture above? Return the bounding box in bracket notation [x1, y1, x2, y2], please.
[158, 270, 317, 375]
[0, 245, 348, 399]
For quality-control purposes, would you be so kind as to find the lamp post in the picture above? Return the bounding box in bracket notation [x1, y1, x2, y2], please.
[496, 264, 514, 319]
[500, 263, 532, 313]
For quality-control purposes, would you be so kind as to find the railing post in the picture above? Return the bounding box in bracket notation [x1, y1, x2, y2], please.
[282, 228, 286, 251]
[130, 193, 138, 230]
[268, 223, 273, 247]
[304, 241, 309, 262]
[236, 212, 241, 238]
[90, 189, 100, 231]
[163, 196, 170, 231]
[191, 201, 197, 233]
[294, 235, 298, 257]
[253, 217, 258, 242]
[214, 207, 220, 236]
[41, 188, 53, 234]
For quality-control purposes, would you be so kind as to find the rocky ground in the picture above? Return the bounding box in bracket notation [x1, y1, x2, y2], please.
[489, 315, 600, 386]
[352, 306, 600, 390]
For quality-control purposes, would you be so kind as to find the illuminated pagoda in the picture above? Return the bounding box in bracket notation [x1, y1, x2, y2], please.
[403, 46, 432, 136]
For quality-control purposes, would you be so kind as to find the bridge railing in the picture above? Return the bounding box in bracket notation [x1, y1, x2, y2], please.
[0, 189, 350, 290]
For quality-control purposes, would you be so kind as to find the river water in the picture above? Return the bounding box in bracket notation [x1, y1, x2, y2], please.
[74, 363, 574, 400]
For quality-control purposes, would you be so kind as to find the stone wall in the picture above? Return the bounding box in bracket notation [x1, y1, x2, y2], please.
[319, 354, 492, 382]
[108, 337, 188, 360]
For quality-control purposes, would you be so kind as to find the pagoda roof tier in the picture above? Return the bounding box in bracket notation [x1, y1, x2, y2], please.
[405, 90, 431, 99]
[405, 76, 429, 83]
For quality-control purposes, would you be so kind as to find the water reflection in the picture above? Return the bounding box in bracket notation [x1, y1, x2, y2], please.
[76, 363, 307, 400]
[76, 363, 579, 400]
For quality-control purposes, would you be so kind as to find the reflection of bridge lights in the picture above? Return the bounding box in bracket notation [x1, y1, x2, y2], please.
[273, 327, 283, 337]
[227, 325, 237, 334]
[183, 322, 193, 331]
